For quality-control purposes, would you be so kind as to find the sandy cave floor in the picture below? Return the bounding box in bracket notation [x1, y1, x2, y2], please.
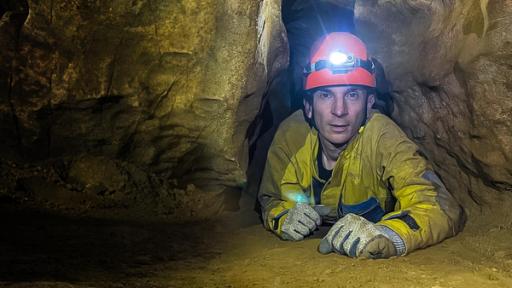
[1, 200, 512, 288]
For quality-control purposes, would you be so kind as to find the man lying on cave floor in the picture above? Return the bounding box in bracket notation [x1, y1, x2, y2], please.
[258, 32, 464, 259]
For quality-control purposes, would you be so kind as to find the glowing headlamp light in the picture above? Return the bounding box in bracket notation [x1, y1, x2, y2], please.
[329, 52, 350, 65]
[304, 51, 374, 75]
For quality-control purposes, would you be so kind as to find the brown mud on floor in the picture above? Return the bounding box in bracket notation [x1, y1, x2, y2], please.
[1, 201, 512, 288]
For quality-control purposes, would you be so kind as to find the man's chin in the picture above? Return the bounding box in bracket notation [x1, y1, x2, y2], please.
[326, 135, 351, 147]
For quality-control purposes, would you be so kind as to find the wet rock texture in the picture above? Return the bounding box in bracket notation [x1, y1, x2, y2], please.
[355, 0, 512, 217]
[0, 0, 287, 216]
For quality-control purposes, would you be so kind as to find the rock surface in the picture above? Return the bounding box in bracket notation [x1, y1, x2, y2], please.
[0, 0, 288, 216]
[354, 0, 512, 216]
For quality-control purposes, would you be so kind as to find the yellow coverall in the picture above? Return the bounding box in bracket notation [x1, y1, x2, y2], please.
[258, 110, 463, 255]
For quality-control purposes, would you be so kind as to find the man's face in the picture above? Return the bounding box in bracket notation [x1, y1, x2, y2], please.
[304, 86, 375, 147]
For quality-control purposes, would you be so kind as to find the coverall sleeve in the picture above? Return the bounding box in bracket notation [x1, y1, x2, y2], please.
[258, 141, 303, 238]
[375, 122, 463, 255]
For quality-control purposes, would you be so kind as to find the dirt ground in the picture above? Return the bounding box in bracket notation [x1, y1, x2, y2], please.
[1, 195, 512, 288]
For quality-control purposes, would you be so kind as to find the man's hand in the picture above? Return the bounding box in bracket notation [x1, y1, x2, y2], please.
[318, 213, 398, 259]
[281, 202, 321, 241]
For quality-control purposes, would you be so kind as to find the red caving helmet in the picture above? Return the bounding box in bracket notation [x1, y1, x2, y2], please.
[304, 32, 376, 90]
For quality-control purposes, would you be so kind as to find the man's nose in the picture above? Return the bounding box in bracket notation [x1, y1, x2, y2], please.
[331, 96, 347, 117]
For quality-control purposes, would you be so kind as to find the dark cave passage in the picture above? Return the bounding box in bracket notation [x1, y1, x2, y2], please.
[282, 0, 356, 110]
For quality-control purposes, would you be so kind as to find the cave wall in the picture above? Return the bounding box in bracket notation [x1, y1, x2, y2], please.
[0, 0, 288, 201]
[355, 0, 512, 218]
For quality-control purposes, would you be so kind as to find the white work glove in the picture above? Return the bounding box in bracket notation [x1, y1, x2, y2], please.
[318, 213, 400, 259]
[281, 202, 321, 241]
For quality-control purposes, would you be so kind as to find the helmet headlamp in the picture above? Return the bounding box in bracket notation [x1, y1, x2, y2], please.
[329, 52, 350, 65]
[304, 52, 374, 75]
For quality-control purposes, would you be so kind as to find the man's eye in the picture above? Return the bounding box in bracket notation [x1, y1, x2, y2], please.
[319, 92, 331, 99]
[345, 92, 359, 100]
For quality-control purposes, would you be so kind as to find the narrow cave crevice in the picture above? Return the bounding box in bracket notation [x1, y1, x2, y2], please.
[0, 0, 29, 160]
[0, 0, 29, 34]
[244, 0, 357, 201]
[282, 0, 356, 111]
[245, 0, 396, 202]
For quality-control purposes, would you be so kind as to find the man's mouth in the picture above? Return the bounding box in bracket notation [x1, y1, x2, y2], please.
[329, 123, 349, 132]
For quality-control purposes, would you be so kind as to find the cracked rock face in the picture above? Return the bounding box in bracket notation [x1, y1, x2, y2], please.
[355, 0, 512, 215]
[0, 0, 287, 203]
